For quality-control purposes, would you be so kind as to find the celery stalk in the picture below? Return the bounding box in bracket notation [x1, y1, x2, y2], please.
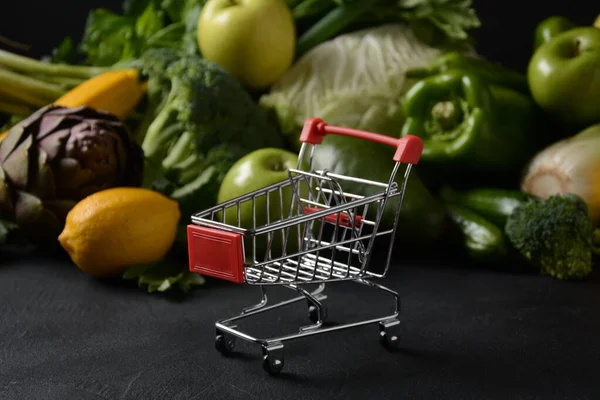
[0, 49, 110, 79]
[0, 85, 52, 108]
[0, 68, 66, 101]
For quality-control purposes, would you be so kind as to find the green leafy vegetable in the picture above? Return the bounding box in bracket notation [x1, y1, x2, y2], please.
[161, 0, 206, 21]
[366, 0, 482, 43]
[77, 0, 206, 67]
[135, 2, 166, 39]
[48, 37, 78, 64]
[123, 0, 158, 16]
[122, 259, 206, 293]
[79, 9, 144, 67]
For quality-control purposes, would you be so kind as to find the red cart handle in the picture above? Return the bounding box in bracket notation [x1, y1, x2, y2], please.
[299, 117, 423, 164]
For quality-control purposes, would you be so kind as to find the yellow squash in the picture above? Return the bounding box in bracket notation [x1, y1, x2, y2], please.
[0, 68, 147, 142]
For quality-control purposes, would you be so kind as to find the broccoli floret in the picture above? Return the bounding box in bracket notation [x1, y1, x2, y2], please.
[139, 48, 283, 162]
[505, 193, 594, 280]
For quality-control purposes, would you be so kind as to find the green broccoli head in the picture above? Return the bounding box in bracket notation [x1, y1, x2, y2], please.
[140, 47, 182, 102]
[140, 48, 283, 159]
[505, 193, 594, 280]
[137, 48, 286, 231]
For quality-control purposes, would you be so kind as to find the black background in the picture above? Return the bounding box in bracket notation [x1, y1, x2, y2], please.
[1, 0, 598, 69]
[2, 1, 600, 399]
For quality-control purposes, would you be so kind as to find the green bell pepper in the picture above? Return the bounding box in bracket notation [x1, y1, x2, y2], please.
[400, 69, 540, 173]
[405, 52, 530, 94]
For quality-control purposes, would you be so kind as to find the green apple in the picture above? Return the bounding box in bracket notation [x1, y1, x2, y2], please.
[528, 27, 600, 127]
[197, 0, 296, 90]
[533, 16, 576, 50]
[217, 148, 309, 259]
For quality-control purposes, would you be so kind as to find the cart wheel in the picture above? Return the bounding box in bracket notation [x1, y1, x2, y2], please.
[215, 331, 235, 355]
[379, 318, 401, 350]
[262, 343, 284, 376]
[307, 301, 327, 324]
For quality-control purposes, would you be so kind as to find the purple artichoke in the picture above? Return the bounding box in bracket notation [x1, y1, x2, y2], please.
[0, 105, 144, 243]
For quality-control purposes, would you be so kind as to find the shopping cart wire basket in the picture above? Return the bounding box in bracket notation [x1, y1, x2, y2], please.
[187, 117, 424, 375]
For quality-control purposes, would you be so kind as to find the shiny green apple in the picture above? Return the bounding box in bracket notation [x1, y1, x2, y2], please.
[217, 148, 309, 259]
[197, 0, 296, 90]
[528, 27, 600, 127]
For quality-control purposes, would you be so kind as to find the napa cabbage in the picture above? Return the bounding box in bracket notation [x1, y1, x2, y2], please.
[259, 23, 450, 148]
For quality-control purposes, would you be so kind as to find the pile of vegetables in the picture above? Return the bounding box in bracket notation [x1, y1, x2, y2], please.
[0, 0, 598, 294]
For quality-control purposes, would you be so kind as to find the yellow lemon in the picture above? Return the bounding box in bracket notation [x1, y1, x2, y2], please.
[595, 14, 600, 29]
[58, 187, 181, 278]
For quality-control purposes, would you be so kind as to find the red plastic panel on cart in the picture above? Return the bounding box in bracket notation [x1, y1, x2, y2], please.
[187, 224, 245, 284]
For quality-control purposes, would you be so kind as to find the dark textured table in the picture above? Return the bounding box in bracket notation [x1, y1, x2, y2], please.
[2, 249, 600, 399]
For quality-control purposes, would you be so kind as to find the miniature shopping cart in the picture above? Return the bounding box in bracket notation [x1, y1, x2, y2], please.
[187, 117, 423, 375]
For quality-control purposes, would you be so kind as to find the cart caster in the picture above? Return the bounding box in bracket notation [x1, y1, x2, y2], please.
[307, 301, 327, 324]
[379, 318, 401, 350]
[215, 330, 235, 355]
[262, 343, 284, 376]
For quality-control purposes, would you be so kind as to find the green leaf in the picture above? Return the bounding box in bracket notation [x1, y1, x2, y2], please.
[49, 37, 78, 65]
[79, 2, 171, 67]
[338, 0, 480, 44]
[135, 2, 167, 40]
[76, 0, 206, 66]
[395, 0, 481, 42]
[123, 0, 156, 17]
[79, 9, 140, 66]
[122, 258, 205, 294]
[161, 0, 208, 22]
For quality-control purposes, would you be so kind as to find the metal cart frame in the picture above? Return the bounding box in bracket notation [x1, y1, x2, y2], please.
[187, 117, 423, 375]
